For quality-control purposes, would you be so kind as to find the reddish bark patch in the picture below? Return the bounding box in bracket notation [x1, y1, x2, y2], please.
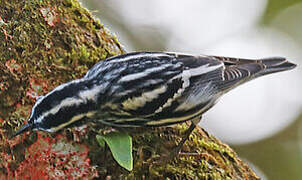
[40, 7, 59, 27]
[12, 134, 98, 179]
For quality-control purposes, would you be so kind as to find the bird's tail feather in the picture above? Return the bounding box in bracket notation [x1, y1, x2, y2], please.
[257, 57, 296, 76]
[217, 56, 296, 92]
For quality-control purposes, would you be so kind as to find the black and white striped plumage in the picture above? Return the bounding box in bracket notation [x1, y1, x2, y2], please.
[13, 52, 296, 136]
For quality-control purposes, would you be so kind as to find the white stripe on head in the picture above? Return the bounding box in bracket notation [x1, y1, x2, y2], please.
[35, 97, 83, 124]
[31, 79, 85, 113]
[30, 79, 84, 122]
[35, 83, 104, 124]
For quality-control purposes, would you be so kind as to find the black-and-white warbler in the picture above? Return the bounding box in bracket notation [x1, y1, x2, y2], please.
[13, 52, 296, 150]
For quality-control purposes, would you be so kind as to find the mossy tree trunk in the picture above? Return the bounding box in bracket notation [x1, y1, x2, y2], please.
[0, 0, 260, 179]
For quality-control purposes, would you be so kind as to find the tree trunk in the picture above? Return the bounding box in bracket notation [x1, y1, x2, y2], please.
[0, 0, 260, 179]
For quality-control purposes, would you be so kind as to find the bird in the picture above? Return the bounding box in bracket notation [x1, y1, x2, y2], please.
[12, 52, 296, 153]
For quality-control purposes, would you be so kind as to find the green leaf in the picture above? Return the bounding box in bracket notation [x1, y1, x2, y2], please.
[96, 132, 133, 171]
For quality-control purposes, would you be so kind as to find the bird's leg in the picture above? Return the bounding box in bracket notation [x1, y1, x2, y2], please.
[169, 117, 202, 160]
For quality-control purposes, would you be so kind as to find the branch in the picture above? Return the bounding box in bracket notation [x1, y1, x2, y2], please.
[0, 0, 259, 179]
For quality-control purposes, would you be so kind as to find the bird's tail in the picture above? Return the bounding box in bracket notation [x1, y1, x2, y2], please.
[215, 56, 296, 92]
[256, 57, 297, 76]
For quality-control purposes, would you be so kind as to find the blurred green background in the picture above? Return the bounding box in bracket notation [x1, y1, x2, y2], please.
[81, 0, 302, 179]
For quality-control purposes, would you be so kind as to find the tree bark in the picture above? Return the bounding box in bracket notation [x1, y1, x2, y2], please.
[0, 0, 260, 179]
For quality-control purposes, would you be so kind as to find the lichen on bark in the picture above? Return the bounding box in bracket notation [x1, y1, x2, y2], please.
[0, 0, 260, 179]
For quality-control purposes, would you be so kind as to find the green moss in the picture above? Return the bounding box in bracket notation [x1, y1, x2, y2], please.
[0, 0, 259, 179]
[86, 123, 258, 179]
[0, 0, 123, 177]
[0, 0, 124, 120]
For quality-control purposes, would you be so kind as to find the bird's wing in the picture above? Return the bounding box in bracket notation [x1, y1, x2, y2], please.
[100, 52, 224, 126]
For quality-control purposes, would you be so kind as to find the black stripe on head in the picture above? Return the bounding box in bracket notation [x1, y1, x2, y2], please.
[37, 100, 96, 131]
[33, 80, 88, 117]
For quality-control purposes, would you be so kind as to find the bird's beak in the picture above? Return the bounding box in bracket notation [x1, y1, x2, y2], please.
[11, 123, 32, 139]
